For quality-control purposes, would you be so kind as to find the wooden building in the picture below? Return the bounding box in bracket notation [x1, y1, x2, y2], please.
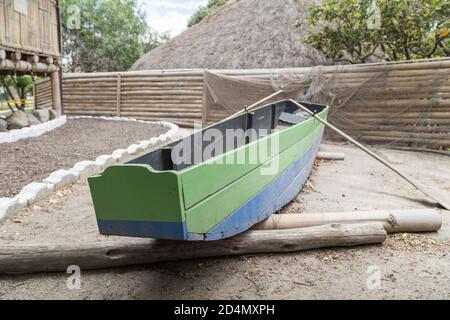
[0, 0, 62, 112]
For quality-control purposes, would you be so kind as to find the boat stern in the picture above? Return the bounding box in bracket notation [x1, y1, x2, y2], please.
[88, 164, 187, 240]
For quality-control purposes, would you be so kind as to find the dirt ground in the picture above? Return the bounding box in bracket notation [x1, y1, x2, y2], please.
[0, 119, 167, 198]
[0, 141, 449, 300]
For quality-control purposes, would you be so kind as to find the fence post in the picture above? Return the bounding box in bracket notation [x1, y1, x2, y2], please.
[201, 70, 207, 127]
[51, 71, 62, 115]
[116, 73, 122, 117]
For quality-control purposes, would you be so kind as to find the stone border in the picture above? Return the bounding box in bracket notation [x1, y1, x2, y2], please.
[0, 116, 179, 222]
[0, 116, 67, 144]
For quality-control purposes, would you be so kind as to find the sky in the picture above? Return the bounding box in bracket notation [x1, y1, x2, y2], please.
[138, 0, 208, 37]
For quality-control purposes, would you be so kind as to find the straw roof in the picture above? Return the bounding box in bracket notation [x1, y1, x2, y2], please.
[130, 0, 327, 70]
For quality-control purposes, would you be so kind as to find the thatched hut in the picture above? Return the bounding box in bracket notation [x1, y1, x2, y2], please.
[130, 0, 326, 70]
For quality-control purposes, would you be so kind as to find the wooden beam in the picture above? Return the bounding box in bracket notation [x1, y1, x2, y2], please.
[0, 223, 386, 274]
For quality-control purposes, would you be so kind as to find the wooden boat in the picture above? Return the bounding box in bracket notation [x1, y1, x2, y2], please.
[88, 100, 329, 241]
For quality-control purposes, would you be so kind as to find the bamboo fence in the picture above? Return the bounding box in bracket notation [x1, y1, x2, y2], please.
[34, 59, 450, 149]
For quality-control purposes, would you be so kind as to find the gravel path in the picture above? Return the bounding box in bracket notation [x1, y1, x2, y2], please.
[0, 119, 167, 198]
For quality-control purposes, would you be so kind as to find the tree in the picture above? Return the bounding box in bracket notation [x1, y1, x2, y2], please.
[302, 0, 449, 64]
[61, 0, 169, 72]
[0, 76, 34, 111]
[188, 0, 228, 27]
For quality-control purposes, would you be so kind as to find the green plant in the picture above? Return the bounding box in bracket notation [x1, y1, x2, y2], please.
[61, 0, 169, 72]
[188, 0, 228, 27]
[0, 76, 34, 111]
[302, 0, 449, 63]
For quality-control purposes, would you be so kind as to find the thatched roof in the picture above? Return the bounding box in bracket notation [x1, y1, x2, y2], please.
[130, 0, 327, 70]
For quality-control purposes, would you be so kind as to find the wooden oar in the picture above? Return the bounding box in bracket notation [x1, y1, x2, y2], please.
[289, 99, 450, 211]
[221, 90, 284, 122]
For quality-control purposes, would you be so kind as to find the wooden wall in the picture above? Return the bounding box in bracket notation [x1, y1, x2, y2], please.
[34, 59, 450, 149]
[0, 0, 60, 57]
[36, 70, 205, 127]
[34, 76, 53, 109]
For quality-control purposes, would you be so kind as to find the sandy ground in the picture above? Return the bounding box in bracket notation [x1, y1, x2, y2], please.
[0, 119, 167, 198]
[0, 141, 449, 300]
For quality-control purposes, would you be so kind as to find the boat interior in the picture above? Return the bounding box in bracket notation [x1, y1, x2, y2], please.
[128, 100, 326, 171]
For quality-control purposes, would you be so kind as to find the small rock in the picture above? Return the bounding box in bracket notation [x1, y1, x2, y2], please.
[32, 109, 50, 123]
[6, 110, 29, 130]
[0, 118, 7, 132]
[48, 109, 59, 120]
[27, 113, 41, 126]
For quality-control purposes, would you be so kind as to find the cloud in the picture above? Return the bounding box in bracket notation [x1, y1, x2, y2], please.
[138, 0, 207, 37]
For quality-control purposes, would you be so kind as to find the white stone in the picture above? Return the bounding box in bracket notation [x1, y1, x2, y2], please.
[0, 198, 25, 221]
[138, 140, 152, 151]
[69, 161, 100, 179]
[149, 137, 159, 145]
[43, 169, 78, 190]
[95, 155, 117, 170]
[16, 182, 53, 206]
[112, 149, 129, 162]
[127, 144, 141, 155]
[0, 115, 68, 145]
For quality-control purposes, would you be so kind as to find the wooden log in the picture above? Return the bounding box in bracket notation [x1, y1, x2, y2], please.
[317, 152, 345, 161]
[0, 223, 386, 274]
[253, 209, 442, 234]
[51, 72, 62, 114]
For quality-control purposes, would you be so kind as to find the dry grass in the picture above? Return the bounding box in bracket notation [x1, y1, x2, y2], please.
[131, 0, 326, 70]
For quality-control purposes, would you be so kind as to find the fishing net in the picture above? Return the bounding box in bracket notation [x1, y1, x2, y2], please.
[204, 58, 450, 151]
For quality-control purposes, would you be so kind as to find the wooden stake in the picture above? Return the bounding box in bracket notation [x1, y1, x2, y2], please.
[289, 99, 450, 211]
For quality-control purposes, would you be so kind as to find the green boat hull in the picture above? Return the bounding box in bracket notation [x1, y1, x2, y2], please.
[88, 100, 329, 241]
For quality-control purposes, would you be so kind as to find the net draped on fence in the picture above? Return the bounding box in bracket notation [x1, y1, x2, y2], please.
[35, 58, 450, 150]
[205, 59, 450, 150]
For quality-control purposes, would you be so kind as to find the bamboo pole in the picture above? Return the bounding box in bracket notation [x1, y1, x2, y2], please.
[317, 152, 345, 161]
[253, 209, 442, 233]
[290, 99, 450, 211]
[221, 90, 284, 122]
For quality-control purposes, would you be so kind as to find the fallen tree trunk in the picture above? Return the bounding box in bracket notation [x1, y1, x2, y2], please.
[0, 223, 386, 274]
[253, 209, 442, 233]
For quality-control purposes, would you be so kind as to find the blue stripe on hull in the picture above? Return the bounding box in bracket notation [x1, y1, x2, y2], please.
[97, 219, 187, 240]
[188, 133, 323, 241]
